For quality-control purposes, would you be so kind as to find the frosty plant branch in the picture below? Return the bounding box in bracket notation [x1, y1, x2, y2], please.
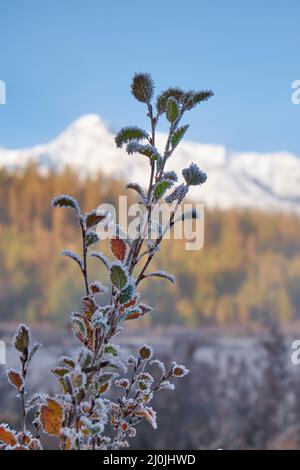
[0, 73, 213, 450]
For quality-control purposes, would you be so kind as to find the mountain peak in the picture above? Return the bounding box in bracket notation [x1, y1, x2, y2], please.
[69, 114, 107, 130]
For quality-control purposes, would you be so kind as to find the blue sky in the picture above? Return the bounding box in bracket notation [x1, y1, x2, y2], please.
[0, 0, 299, 154]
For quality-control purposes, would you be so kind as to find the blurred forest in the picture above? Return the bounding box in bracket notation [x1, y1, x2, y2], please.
[0, 163, 299, 327]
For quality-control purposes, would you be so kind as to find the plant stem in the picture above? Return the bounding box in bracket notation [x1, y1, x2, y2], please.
[80, 223, 89, 296]
[20, 355, 27, 434]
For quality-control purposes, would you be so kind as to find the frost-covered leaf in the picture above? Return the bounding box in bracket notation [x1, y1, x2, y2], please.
[92, 310, 108, 331]
[134, 406, 157, 429]
[51, 194, 80, 216]
[110, 262, 128, 290]
[78, 347, 93, 369]
[104, 344, 120, 357]
[115, 126, 148, 149]
[131, 72, 154, 103]
[6, 369, 24, 391]
[139, 304, 153, 315]
[165, 183, 188, 204]
[139, 345, 153, 361]
[115, 378, 130, 389]
[163, 171, 178, 182]
[156, 87, 185, 115]
[124, 308, 143, 321]
[0, 424, 18, 446]
[156, 155, 164, 172]
[25, 393, 48, 413]
[51, 367, 69, 377]
[159, 381, 175, 391]
[58, 375, 73, 395]
[119, 282, 135, 305]
[124, 302, 152, 321]
[120, 302, 142, 320]
[71, 317, 87, 343]
[39, 398, 63, 436]
[171, 124, 189, 149]
[59, 356, 76, 369]
[13, 323, 30, 353]
[81, 296, 98, 318]
[61, 249, 83, 270]
[85, 231, 100, 248]
[90, 251, 111, 270]
[126, 142, 160, 160]
[144, 271, 176, 284]
[92, 373, 116, 395]
[110, 237, 127, 262]
[182, 163, 207, 186]
[154, 180, 173, 200]
[171, 362, 189, 378]
[166, 96, 180, 123]
[182, 89, 214, 110]
[85, 209, 107, 228]
[126, 182, 147, 201]
[89, 281, 108, 295]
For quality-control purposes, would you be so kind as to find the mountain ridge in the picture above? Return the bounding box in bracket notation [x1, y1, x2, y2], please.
[1, 114, 299, 214]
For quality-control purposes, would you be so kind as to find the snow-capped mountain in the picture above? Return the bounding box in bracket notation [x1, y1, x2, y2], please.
[1, 113, 300, 214]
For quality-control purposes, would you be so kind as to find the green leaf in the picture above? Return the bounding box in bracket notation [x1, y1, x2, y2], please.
[171, 124, 189, 149]
[166, 97, 180, 123]
[115, 126, 149, 148]
[110, 263, 128, 290]
[156, 87, 185, 115]
[13, 324, 30, 353]
[104, 344, 119, 357]
[119, 282, 135, 305]
[154, 180, 173, 200]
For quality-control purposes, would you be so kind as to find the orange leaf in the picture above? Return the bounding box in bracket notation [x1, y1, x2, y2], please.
[119, 297, 137, 313]
[110, 237, 127, 261]
[0, 424, 17, 446]
[7, 370, 24, 391]
[126, 312, 142, 320]
[39, 398, 63, 436]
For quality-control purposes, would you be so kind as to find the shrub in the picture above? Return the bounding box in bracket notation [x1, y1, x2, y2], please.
[0, 73, 212, 450]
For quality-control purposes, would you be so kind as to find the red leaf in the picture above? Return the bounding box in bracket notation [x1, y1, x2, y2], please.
[110, 238, 127, 261]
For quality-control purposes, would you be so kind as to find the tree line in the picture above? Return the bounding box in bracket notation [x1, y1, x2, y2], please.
[0, 163, 299, 327]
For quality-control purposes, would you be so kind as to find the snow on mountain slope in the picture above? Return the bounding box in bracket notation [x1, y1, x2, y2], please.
[0, 113, 300, 214]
